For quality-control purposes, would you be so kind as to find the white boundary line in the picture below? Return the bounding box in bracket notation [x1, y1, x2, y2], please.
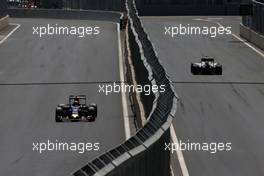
[0, 23, 20, 45]
[208, 17, 224, 20]
[171, 126, 190, 176]
[231, 33, 264, 58]
[117, 23, 131, 139]
[213, 20, 264, 58]
[170, 165, 175, 176]
[195, 18, 264, 58]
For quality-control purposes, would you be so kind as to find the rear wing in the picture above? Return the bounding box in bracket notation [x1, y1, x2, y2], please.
[201, 58, 214, 62]
[69, 95, 86, 100]
[69, 95, 86, 104]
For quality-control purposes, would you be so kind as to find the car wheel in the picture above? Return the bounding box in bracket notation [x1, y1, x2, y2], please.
[55, 110, 62, 122]
[90, 117, 96, 122]
[88, 106, 97, 119]
[191, 64, 198, 75]
[79, 109, 87, 118]
[216, 66, 222, 75]
[89, 103, 97, 117]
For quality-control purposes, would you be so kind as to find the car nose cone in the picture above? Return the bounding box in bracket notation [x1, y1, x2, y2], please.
[72, 114, 78, 118]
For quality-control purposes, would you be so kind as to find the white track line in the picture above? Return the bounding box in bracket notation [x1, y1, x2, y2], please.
[171, 126, 190, 176]
[171, 165, 175, 176]
[117, 23, 131, 139]
[207, 17, 223, 20]
[213, 20, 264, 58]
[231, 33, 264, 58]
[0, 23, 20, 45]
[195, 18, 264, 58]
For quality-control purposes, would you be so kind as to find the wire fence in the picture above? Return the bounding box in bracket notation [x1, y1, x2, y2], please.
[242, 0, 264, 35]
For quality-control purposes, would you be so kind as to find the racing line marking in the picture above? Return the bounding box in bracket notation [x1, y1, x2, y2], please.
[0, 23, 20, 45]
[117, 23, 131, 139]
[171, 126, 190, 176]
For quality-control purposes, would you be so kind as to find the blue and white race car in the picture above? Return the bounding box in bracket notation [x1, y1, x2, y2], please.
[55, 95, 97, 122]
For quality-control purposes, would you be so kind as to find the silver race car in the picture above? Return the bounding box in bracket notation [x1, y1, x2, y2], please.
[191, 57, 222, 75]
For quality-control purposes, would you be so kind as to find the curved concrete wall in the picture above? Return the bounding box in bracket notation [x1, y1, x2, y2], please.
[0, 15, 9, 31]
[71, 0, 178, 175]
[240, 23, 264, 50]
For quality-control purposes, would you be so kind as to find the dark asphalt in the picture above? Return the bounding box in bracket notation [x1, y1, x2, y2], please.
[142, 16, 264, 176]
[0, 18, 125, 176]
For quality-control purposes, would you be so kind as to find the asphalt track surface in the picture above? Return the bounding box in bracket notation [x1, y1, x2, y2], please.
[142, 16, 264, 176]
[0, 18, 125, 175]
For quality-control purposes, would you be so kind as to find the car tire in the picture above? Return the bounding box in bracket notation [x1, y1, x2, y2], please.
[90, 117, 96, 122]
[89, 103, 97, 117]
[88, 106, 97, 120]
[215, 65, 222, 75]
[191, 64, 198, 75]
[55, 110, 63, 122]
[80, 109, 88, 118]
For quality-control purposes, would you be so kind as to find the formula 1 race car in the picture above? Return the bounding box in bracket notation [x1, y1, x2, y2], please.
[191, 57, 222, 75]
[55, 95, 97, 122]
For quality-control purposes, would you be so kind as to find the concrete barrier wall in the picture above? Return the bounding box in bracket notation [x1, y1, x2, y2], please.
[106, 130, 171, 176]
[71, 0, 178, 175]
[8, 8, 122, 23]
[127, 24, 155, 117]
[0, 15, 9, 31]
[240, 23, 264, 50]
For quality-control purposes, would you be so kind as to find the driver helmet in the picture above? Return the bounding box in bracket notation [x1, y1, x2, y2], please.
[73, 97, 79, 106]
